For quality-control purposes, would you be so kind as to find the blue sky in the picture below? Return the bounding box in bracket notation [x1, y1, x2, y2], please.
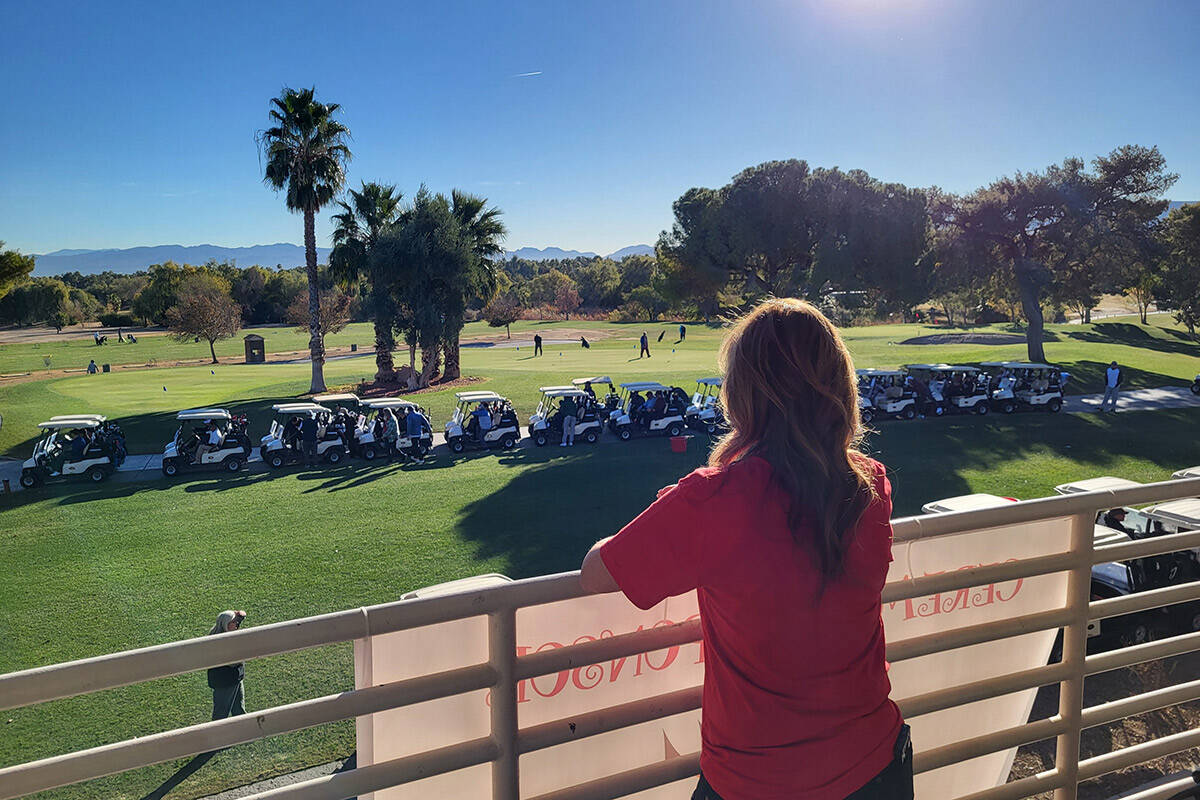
[2, 0, 1197, 256]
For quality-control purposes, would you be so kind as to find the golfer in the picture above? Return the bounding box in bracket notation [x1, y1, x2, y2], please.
[581, 298, 910, 799]
[639, 331, 651, 358]
[559, 393, 578, 447]
[207, 610, 247, 720]
[1101, 360, 1122, 412]
[534, 334, 543, 357]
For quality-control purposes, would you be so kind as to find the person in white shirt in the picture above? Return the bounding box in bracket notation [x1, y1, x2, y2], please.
[1101, 361, 1122, 412]
[195, 422, 223, 463]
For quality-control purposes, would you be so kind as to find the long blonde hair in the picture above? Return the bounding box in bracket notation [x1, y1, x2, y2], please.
[711, 298, 876, 578]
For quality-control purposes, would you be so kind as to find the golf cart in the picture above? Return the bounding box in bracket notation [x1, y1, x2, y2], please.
[1174, 467, 1200, 480]
[161, 409, 252, 477]
[572, 376, 620, 420]
[1192, 374, 1200, 395]
[906, 364, 991, 416]
[528, 387, 603, 446]
[259, 403, 347, 467]
[312, 393, 362, 414]
[685, 377, 725, 434]
[607, 381, 690, 441]
[20, 417, 125, 487]
[354, 398, 434, 460]
[987, 362, 1068, 413]
[445, 391, 521, 453]
[858, 369, 918, 422]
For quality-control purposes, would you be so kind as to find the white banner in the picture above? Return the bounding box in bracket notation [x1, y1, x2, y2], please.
[356, 516, 1070, 798]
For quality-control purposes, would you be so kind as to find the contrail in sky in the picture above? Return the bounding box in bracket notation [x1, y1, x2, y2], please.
[513, 71, 543, 77]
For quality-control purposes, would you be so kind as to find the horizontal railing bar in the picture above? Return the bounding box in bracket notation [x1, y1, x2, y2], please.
[951, 769, 1065, 800]
[887, 608, 1073, 663]
[1081, 677, 1200, 730]
[518, 686, 702, 754]
[1086, 630, 1200, 675]
[890, 477, 1200, 543]
[526, 752, 701, 800]
[1095, 528, 1200, 564]
[237, 736, 498, 800]
[882, 552, 1077, 605]
[898, 662, 1071, 719]
[1078, 726, 1200, 781]
[1109, 774, 1200, 800]
[1089, 580, 1200, 621]
[0, 663, 498, 800]
[515, 620, 701, 681]
[914, 716, 1066, 775]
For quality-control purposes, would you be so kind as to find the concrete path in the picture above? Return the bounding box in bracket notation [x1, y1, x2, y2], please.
[1063, 386, 1200, 414]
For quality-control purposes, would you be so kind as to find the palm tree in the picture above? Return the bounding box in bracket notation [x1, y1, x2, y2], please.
[443, 190, 506, 380]
[330, 182, 403, 382]
[258, 87, 351, 393]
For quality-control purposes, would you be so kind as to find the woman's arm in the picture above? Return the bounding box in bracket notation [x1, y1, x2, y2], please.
[580, 536, 619, 594]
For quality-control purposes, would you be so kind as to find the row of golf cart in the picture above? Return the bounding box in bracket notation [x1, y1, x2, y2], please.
[858, 361, 1069, 423]
[923, 469, 1200, 650]
[19, 415, 128, 488]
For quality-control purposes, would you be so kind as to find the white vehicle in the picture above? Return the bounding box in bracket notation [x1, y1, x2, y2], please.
[985, 362, 1068, 413]
[572, 376, 620, 419]
[1191, 374, 1200, 395]
[528, 387, 602, 446]
[20, 417, 123, 487]
[857, 369, 918, 422]
[919, 493, 1017, 514]
[905, 364, 991, 416]
[445, 391, 521, 453]
[161, 409, 252, 477]
[685, 377, 725, 434]
[606, 381, 689, 441]
[312, 393, 362, 412]
[1052, 476, 1145, 495]
[1173, 467, 1200, 479]
[259, 403, 347, 467]
[356, 398, 433, 460]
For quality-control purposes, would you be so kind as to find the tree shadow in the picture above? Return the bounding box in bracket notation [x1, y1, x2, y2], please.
[1062, 322, 1200, 357]
[1056, 360, 1190, 394]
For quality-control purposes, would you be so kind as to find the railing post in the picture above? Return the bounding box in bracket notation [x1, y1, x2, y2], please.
[489, 608, 520, 800]
[1053, 511, 1096, 800]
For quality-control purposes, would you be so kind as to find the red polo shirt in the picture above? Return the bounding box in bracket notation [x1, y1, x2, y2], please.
[599, 455, 901, 800]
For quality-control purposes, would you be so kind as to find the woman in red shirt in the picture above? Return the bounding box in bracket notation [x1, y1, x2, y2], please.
[581, 299, 911, 799]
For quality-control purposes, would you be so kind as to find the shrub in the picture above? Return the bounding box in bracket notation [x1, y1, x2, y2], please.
[99, 312, 136, 327]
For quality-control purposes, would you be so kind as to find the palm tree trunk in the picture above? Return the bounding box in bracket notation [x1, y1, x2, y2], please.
[304, 207, 326, 393]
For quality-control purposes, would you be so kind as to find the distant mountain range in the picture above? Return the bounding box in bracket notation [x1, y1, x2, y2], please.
[32, 242, 656, 275]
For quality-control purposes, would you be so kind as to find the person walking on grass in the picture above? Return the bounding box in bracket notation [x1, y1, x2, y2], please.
[581, 298, 911, 800]
[207, 610, 248, 720]
[639, 331, 651, 358]
[534, 333, 543, 357]
[87, 359, 98, 374]
[1101, 361, 1123, 412]
[559, 393, 578, 447]
[679, 323, 686, 341]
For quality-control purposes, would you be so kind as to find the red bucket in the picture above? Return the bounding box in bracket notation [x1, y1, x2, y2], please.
[670, 435, 689, 454]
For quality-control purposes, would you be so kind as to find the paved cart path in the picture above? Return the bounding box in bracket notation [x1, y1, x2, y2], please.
[3, 385, 1199, 493]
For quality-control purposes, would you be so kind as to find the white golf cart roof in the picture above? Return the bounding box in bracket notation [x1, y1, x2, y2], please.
[537, 385, 576, 393]
[979, 361, 1009, 369]
[1172, 467, 1200, 480]
[364, 398, 420, 410]
[312, 393, 360, 405]
[1053, 477, 1143, 495]
[541, 387, 587, 399]
[619, 381, 670, 392]
[696, 376, 723, 387]
[176, 408, 231, 421]
[904, 363, 948, 371]
[38, 418, 101, 430]
[271, 403, 330, 414]
[1142, 498, 1200, 529]
[860, 369, 903, 378]
[455, 391, 505, 403]
[572, 376, 613, 386]
[1005, 362, 1056, 370]
[921, 494, 1016, 514]
[49, 414, 107, 423]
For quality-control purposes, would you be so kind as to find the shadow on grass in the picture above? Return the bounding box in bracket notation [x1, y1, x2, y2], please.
[1057, 360, 1190, 394]
[1062, 322, 1200, 357]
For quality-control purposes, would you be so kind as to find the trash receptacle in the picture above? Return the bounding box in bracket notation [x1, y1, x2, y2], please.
[350, 343, 358, 352]
[670, 435, 689, 453]
[102, 364, 110, 373]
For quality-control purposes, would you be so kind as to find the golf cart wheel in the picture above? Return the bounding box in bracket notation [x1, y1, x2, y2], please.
[19, 471, 40, 489]
[1118, 621, 1149, 649]
[1190, 610, 1200, 632]
[87, 465, 108, 483]
[860, 409, 875, 425]
[224, 456, 243, 473]
[449, 438, 465, 454]
[900, 406, 916, 420]
[268, 452, 285, 469]
[1047, 397, 1063, 413]
[500, 434, 517, 450]
[162, 458, 179, 478]
[533, 431, 547, 447]
[362, 445, 377, 461]
[933, 405, 945, 416]
[705, 421, 717, 435]
[1192, 382, 1200, 396]
[583, 429, 599, 444]
[1001, 400, 1016, 414]
[667, 422, 683, 437]
[326, 448, 343, 464]
[974, 401, 990, 416]
[618, 426, 632, 441]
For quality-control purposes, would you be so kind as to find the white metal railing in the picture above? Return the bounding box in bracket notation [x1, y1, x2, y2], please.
[3, 478, 1200, 800]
